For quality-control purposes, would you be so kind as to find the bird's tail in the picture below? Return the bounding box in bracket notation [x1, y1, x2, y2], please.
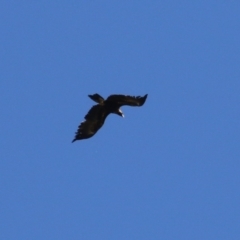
[88, 93, 104, 103]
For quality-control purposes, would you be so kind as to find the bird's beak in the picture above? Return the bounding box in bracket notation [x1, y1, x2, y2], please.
[118, 109, 124, 117]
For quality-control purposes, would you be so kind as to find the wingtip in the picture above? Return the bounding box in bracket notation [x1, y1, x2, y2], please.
[140, 94, 148, 105]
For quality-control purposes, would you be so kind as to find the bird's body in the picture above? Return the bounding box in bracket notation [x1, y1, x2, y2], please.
[72, 93, 148, 142]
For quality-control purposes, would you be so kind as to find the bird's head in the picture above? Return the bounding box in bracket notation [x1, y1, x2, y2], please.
[115, 108, 124, 118]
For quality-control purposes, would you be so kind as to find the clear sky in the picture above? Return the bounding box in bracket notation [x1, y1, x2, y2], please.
[1, 1, 240, 239]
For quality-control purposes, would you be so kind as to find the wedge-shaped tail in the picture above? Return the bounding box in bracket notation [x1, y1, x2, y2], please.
[88, 93, 104, 103]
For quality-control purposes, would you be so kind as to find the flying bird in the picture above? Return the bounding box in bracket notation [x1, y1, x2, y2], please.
[72, 93, 148, 142]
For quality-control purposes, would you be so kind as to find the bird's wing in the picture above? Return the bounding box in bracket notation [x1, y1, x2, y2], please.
[72, 104, 108, 142]
[106, 94, 148, 107]
[84, 104, 104, 120]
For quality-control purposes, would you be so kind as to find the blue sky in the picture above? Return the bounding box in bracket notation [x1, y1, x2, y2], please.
[1, 1, 240, 239]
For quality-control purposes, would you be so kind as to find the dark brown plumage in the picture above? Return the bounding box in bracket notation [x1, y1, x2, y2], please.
[72, 93, 148, 142]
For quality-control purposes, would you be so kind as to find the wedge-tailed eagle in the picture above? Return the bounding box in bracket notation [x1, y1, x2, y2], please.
[72, 93, 148, 142]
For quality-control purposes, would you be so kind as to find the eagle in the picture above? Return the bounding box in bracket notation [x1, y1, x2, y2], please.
[72, 93, 148, 142]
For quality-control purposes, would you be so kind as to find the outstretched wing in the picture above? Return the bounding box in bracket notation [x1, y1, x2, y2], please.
[106, 94, 148, 107]
[72, 104, 108, 142]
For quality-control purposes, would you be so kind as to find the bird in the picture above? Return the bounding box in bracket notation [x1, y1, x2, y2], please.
[72, 93, 148, 142]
